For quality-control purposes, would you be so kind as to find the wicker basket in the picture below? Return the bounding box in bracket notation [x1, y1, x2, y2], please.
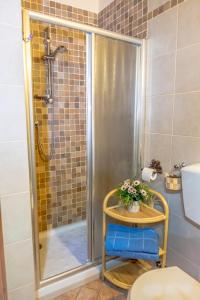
[165, 176, 181, 191]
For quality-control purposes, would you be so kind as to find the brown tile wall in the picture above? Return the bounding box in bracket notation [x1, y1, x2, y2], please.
[31, 20, 87, 231]
[22, 0, 98, 26]
[98, 0, 148, 39]
[21, 0, 97, 231]
[98, 0, 185, 39]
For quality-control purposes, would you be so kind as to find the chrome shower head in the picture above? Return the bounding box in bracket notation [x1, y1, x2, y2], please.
[50, 46, 68, 59]
[43, 45, 68, 61]
[52, 45, 68, 57]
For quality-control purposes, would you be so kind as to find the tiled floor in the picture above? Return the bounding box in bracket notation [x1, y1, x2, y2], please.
[39, 221, 88, 279]
[54, 279, 128, 300]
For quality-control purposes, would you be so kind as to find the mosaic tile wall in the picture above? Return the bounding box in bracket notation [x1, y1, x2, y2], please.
[22, 0, 98, 26]
[98, 0, 185, 39]
[98, 0, 148, 38]
[22, 0, 97, 231]
[31, 21, 87, 231]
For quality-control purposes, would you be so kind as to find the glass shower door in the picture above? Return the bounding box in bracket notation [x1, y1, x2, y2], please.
[92, 35, 138, 260]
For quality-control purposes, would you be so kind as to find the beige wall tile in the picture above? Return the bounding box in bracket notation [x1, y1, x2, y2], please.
[8, 284, 35, 300]
[0, 85, 26, 142]
[5, 239, 35, 290]
[1, 192, 32, 245]
[167, 247, 200, 280]
[176, 43, 200, 93]
[146, 133, 172, 172]
[148, 9, 177, 58]
[0, 141, 29, 195]
[167, 192, 185, 218]
[0, 25, 24, 85]
[168, 214, 200, 265]
[145, 0, 200, 280]
[0, 0, 22, 28]
[172, 135, 200, 166]
[178, 0, 200, 49]
[148, 95, 173, 134]
[148, 0, 167, 12]
[174, 92, 200, 137]
[149, 53, 175, 96]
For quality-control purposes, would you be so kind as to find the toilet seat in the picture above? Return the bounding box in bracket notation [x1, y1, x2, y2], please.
[128, 266, 200, 300]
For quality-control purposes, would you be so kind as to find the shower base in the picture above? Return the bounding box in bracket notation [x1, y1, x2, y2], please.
[39, 220, 87, 280]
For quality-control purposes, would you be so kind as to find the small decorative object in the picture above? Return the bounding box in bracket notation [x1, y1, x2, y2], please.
[116, 179, 153, 213]
[165, 162, 186, 191]
[149, 159, 163, 174]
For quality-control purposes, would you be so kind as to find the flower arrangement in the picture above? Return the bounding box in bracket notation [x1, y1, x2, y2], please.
[116, 179, 153, 208]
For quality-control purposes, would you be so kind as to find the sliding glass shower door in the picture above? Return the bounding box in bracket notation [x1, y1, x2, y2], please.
[23, 9, 143, 284]
[92, 35, 138, 260]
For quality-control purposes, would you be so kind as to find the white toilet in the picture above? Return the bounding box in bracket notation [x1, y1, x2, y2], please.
[128, 267, 200, 300]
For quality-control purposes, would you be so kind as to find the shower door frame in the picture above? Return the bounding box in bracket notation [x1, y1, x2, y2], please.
[22, 9, 146, 288]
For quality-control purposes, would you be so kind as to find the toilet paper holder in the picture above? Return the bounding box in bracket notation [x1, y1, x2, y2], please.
[141, 160, 163, 182]
[145, 159, 163, 174]
[141, 160, 163, 174]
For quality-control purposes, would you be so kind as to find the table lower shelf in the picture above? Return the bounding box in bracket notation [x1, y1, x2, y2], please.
[103, 259, 154, 290]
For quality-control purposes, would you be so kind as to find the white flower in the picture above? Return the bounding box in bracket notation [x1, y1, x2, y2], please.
[128, 186, 134, 194]
[132, 188, 137, 195]
[133, 180, 140, 187]
[128, 186, 137, 195]
[121, 185, 127, 191]
[141, 189, 147, 197]
[124, 179, 131, 185]
[123, 182, 130, 188]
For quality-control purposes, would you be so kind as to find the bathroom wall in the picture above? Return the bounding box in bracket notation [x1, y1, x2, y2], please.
[54, 0, 100, 13]
[31, 20, 87, 231]
[1, 0, 199, 298]
[0, 0, 35, 299]
[146, 0, 200, 280]
[98, 0, 148, 38]
[22, 0, 98, 231]
[98, 0, 183, 39]
[53, 0, 114, 13]
[98, 0, 200, 280]
[22, 0, 97, 25]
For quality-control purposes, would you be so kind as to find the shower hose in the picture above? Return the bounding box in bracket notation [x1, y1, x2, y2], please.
[35, 114, 55, 162]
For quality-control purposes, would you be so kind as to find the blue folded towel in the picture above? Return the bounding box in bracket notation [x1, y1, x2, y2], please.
[105, 224, 159, 261]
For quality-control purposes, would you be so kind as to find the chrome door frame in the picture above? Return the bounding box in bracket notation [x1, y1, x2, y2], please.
[22, 8, 146, 288]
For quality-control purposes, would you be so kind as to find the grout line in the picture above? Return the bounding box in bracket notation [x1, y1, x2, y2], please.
[0, 21, 21, 30]
[0, 140, 27, 144]
[170, 5, 179, 170]
[4, 237, 32, 247]
[146, 133, 200, 139]
[148, 90, 200, 97]
[0, 190, 30, 198]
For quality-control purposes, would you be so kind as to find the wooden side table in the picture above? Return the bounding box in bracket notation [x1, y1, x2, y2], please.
[102, 188, 169, 289]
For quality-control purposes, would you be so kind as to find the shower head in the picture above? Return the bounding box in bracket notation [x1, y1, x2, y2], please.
[51, 45, 68, 58]
[43, 45, 68, 61]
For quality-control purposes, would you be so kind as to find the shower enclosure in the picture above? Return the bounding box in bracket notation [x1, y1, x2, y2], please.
[23, 10, 145, 286]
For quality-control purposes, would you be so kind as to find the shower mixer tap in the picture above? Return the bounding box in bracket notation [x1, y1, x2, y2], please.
[35, 94, 54, 104]
[34, 27, 67, 105]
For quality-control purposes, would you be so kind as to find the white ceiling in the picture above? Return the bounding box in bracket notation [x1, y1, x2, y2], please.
[56, 0, 113, 13]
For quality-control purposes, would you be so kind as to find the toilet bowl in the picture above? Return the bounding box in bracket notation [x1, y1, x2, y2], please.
[128, 266, 200, 300]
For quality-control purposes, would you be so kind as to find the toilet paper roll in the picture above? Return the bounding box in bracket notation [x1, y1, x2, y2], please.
[142, 167, 157, 182]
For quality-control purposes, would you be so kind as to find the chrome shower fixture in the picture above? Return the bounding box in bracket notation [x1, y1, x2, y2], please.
[43, 45, 68, 61]
[34, 27, 68, 162]
[35, 27, 68, 105]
